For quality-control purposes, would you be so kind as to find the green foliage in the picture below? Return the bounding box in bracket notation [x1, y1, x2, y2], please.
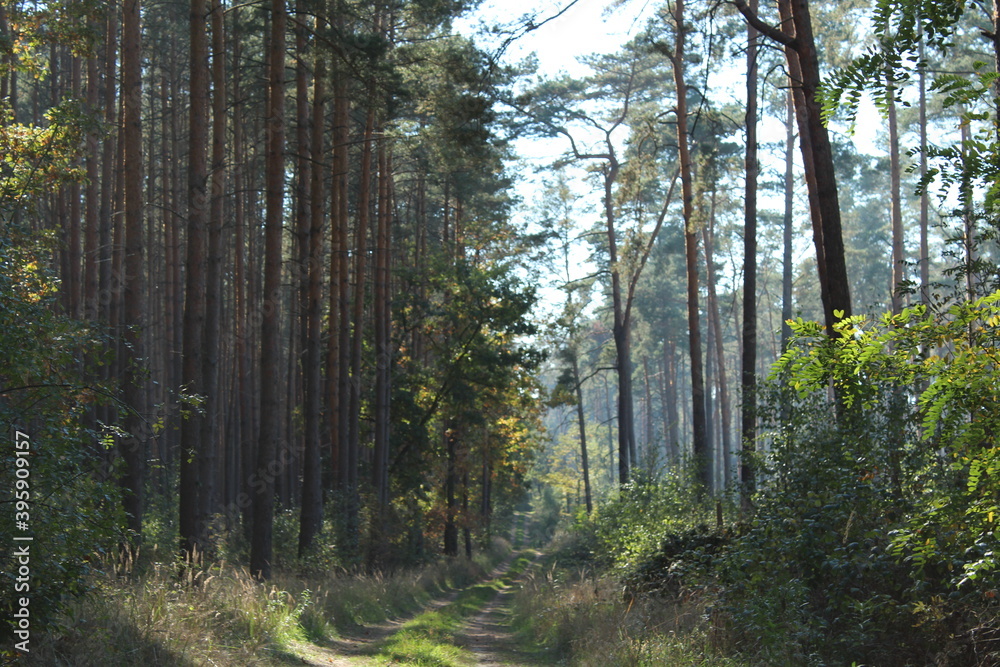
[582, 471, 717, 571]
[0, 74, 122, 651]
[819, 0, 964, 124]
[711, 293, 1000, 664]
[0, 200, 121, 651]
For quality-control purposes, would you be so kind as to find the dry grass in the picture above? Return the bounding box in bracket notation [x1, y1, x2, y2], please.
[19, 538, 512, 666]
[510, 566, 750, 667]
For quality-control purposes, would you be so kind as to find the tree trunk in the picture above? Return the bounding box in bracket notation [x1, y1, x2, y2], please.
[180, 0, 209, 559]
[918, 34, 929, 302]
[120, 0, 145, 552]
[604, 157, 634, 485]
[887, 74, 904, 315]
[672, 0, 709, 491]
[199, 0, 227, 545]
[741, 0, 760, 511]
[444, 423, 459, 557]
[736, 0, 852, 333]
[327, 46, 351, 494]
[344, 100, 376, 558]
[251, 0, 286, 581]
[571, 351, 592, 514]
[373, 135, 392, 509]
[299, 15, 325, 557]
[780, 88, 794, 353]
[703, 196, 731, 488]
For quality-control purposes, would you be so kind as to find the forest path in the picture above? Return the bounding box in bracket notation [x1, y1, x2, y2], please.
[451, 549, 545, 666]
[289, 550, 544, 666]
[289, 514, 549, 666]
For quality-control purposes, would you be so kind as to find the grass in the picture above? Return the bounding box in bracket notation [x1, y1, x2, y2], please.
[508, 556, 752, 667]
[17, 538, 514, 666]
[370, 553, 537, 666]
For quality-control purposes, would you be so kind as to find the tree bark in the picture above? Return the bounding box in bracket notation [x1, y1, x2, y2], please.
[703, 203, 731, 489]
[887, 74, 904, 315]
[444, 423, 459, 557]
[251, 0, 286, 581]
[299, 13, 325, 557]
[199, 0, 227, 546]
[741, 0, 759, 511]
[735, 0, 852, 333]
[672, 0, 709, 491]
[373, 134, 392, 509]
[120, 0, 145, 552]
[571, 351, 592, 514]
[180, 0, 209, 559]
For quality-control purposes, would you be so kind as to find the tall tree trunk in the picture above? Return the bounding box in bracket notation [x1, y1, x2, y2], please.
[703, 195, 731, 488]
[444, 423, 459, 557]
[780, 88, 794, 353]
[120, 0, 145, 552]
[251, 0, 286, 581]
[672, 0, 709, 491]
[604, 157, 634, 485]
[180, 0, 209, 559]
[918, 34, 930, 302]
[736, 0, 852, 333]
[642, 356, 654, 474]
[373, 136, 392, 509]
[887, 74, 904, 315]
[326, 42, 351, 495]
[741, 0, 760, 511]
[662, 339, 680, 463]
[84, 56, 99, 322]
[64, 55, 82, 319]
[199, 0, 227, 546]
[299, 14, 325, 556]
[571, 351, 592, 514]
[231, 18, 252, 532]
[344, 101, 375, 558]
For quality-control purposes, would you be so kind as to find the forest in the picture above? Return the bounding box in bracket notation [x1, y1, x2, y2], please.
[3, 0, 1000, 664]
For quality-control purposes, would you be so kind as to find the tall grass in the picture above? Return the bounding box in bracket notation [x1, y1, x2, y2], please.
[20, 537, 512, 666]
[509, 564, 750, 667]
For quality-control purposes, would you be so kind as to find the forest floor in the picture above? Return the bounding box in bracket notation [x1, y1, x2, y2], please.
[289, 548, 550, 666]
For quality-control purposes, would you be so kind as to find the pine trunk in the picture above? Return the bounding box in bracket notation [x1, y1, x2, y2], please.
[251, 0, 286, 581]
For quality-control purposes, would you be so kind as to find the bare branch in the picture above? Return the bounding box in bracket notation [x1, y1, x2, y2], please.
[731, 0, 796, 48]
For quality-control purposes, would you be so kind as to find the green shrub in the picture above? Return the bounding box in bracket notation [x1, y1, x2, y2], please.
[1, 221, 123, 654]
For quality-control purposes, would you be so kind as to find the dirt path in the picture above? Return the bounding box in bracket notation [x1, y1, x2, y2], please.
[290, 551, 542, 666]
[454, 551, 544, 666]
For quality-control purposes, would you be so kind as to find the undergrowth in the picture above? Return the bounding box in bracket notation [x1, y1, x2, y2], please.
[509, 553, 748, 667]
[16, 537, 512, 666]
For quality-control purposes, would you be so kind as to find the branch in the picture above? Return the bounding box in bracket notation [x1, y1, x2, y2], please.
[730, 0, 796, 49]
[624, 166, 681, 323]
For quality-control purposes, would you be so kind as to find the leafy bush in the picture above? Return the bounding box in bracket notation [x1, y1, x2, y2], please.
[587, 469, 718, 571]
[712, 297, 1000, 666]
[0, 220, 123, 653]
